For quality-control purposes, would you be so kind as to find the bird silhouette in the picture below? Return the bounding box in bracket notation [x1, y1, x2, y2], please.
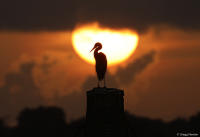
[90, 42, 107, 87]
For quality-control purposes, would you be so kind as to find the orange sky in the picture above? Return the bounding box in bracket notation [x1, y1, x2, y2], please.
[0, 26, 200, 122]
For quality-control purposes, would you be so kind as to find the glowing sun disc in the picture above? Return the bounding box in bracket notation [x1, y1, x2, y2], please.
[72, 23, 139, 66]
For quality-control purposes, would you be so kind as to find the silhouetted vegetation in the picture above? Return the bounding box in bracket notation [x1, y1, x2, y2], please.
[0, 106, 199, 137]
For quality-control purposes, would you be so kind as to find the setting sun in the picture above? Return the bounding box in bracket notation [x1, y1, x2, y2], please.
[72, 23, 139, 66]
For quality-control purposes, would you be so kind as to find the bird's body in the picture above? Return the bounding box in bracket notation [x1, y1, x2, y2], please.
[90, 42, 107, 87]
[94, 52, 107, 81]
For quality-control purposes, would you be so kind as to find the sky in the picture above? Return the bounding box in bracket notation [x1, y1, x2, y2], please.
[0, 0, 200, 124]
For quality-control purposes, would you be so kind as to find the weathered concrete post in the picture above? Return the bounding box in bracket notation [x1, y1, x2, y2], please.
[86, 87, 128, 137]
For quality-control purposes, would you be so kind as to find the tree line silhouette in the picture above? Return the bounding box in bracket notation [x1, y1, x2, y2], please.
[0, 106, 199, 137]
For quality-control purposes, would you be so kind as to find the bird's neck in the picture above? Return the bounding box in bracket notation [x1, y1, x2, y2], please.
[94, 48, 100, 55]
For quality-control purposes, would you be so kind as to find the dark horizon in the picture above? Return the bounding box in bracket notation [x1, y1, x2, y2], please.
[0, 106, 200, 137]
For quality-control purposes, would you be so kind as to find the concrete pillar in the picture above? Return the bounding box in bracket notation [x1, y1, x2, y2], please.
[86, 87, 128, 137]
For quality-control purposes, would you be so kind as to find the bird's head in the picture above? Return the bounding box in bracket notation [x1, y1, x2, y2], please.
[90, 42, 102, 52]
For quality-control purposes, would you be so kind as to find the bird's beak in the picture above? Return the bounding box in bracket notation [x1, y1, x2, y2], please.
[90, 47, 95, 52]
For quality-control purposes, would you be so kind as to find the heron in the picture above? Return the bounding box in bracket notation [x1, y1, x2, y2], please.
[90, 42, 107, 87]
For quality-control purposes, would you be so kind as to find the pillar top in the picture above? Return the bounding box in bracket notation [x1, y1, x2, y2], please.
[87, 87, 124, 95]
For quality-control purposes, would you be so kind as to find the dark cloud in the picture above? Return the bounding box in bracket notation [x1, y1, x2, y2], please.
[116, 51, 155, 85]
[40, 56, 57, 75]
[0, 0, 199, 32]
[0, 61, 44, 120]
[0, 55, 84, 122]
